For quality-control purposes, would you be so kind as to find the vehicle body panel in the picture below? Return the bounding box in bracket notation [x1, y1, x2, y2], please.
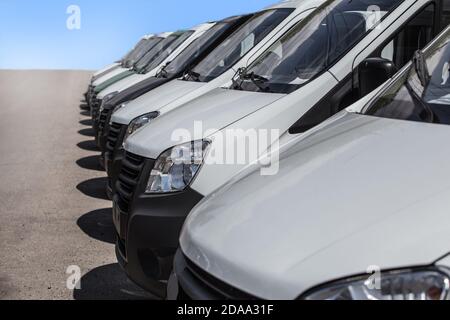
[125, 88, 285, 158]
[181, 110, 450, 299]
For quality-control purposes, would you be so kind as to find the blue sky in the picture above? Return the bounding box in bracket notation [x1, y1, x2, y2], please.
[0, 0, 275, 70]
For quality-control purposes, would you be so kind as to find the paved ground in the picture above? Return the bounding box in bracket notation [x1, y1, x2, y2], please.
[0, 70, 154, 300]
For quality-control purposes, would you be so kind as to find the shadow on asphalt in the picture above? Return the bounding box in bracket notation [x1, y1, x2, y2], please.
[80, 110, 90, 117]
[78, 128, 95, 137]
[76, 155, 104, 172]
[73, 263, 156, 300]
[79, 119, 93, 126]
[77, 140, 99, 152]
[76, 177, 109, 200]
[77, 208, 115, 244]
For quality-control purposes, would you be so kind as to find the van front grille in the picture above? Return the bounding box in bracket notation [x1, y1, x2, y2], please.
[115, 152, 145, 213]
[106, 123, 126, 154]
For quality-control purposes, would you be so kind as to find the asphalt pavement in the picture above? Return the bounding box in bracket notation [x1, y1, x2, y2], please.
[0, 70, 155, 300]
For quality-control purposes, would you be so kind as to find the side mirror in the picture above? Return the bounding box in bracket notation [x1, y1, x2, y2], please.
[359, 58, 397, 97]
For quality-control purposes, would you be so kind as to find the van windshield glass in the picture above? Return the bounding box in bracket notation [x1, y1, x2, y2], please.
[236, 0, 404, 94]
[124, 37, 162, 68]
[122, 39, 146, 62]
[134, 31, 193, 73]
[163, 23, 231, 77]
[364, 32, 450, 125]
[188, 9, 294, 83]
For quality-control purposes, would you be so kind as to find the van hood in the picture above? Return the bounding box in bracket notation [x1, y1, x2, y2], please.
[112, 79, 205, 125]
[93, 67, 128, 87]
[98, 73, 147, 99]
[125, 88, 285, 159]
[181, 111, 450, 300]
[93, 62, 120, 77]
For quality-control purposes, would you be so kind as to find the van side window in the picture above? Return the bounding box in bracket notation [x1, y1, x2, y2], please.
[442, 0, 450, 30]
[289, 3, 438, 134]
[378, 3, 436, 68]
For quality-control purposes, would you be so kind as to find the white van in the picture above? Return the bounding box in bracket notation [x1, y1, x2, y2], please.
[104, 0, 322, 184]
[91, 33, 172, 91]
[174, 25, 450, 300]
[115, 0, 450, 295]
[86, 34, 155, 101]
[95, 23, 214, 101]
[93, 34, 157, 78]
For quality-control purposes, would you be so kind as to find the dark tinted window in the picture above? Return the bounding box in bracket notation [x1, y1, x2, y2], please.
[122, 38, 146, 61]
[124, 37, 162, 68]
[442, 0, 450, 30]
[237, 0, 404, 94]
[365, 31, 450, 124]
[290, 1, 436, 134]
[190, 9, 293, 82]
[163, 23, 231, 76]
[134, 31, 194, 73]
[141, 31, 195, 73]
[377, 4, 436, 67]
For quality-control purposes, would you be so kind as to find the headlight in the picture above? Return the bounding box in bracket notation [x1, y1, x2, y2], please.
[108, 101, 130, 125]
[122, 112, 159, 144]
[113, 101, 128, 113]
[99, 91, 119, 113]
[302, 268, 450, 300]
[146, 140, 210, 194]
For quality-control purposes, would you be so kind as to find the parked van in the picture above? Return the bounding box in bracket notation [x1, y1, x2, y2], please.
[89, 23, 214, 116]
[92, 34, 159, 82]
[116, 0, 450, 295]
[173, 25, 450, 300]
[86, 34, 155, 101]
[91, 33, 178, 95]
[88, 30, 196, 118]
[87, 33, 176, 114]
[102, 0, 317, 185]
[92, 14, 256, 147]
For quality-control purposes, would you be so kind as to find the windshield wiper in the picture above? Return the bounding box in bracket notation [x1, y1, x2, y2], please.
[413, 50, 430, 87]
[231, 67, 270, 92]
[156, 62, 170, 78]
[244, 71, 269, 92]
[183, 69, 201, 82]
[231, 67, 246, 89]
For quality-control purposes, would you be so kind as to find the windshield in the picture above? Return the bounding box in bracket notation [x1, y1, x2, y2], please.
[188, 9, 294, 82]
[122, 38, 146, 62]
[139, 31, 195, 74]
[134, 35, 180, 71]
[236, 0, 403, 94]
[162, 22, 231, 77]
[124, 37, 162, 68]
[364, 32, 450, 125]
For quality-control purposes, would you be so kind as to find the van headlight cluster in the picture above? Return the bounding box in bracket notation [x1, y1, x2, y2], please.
[123, 112, 159, 143]
[146, 140, 210, 194]
[108, 101, 130, 125]
[99, 91, 119, 113]
[302, 268, 450, 300]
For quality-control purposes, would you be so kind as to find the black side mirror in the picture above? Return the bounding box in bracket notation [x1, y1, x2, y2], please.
[359, 58, 397, 97]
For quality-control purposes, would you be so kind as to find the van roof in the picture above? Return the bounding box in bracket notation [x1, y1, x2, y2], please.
[265, 0, 325, 10]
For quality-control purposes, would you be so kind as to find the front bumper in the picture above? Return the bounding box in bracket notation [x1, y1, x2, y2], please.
[113, 153, 204, 296]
